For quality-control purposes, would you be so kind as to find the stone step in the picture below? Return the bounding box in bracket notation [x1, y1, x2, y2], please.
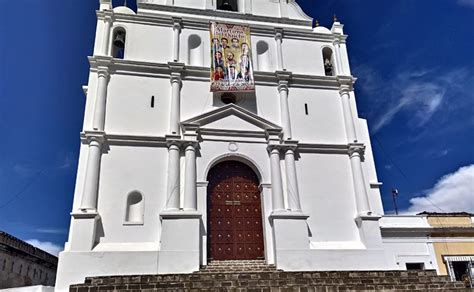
[73, 270, 466, 291]
[83, 270, 448, 285]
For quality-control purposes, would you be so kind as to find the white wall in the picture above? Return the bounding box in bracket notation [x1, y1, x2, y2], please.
[297, 153, 360, 242]
[97, 145, 168, 243]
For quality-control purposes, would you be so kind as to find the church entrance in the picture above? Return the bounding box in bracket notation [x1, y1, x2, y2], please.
[207, 160, 264, 261]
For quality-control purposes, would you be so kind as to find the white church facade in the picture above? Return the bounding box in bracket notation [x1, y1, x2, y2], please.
[56, 0, 408, 290]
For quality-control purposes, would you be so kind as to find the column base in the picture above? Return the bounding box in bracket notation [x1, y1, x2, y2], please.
[158, 210, 202, 274]
[355, 213, 384, 249]
[270, 211, 310, 268]
[69, 210, 100, 251]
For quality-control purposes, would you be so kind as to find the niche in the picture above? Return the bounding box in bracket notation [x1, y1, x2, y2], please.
[124, 191, 144, 224]
[188, 34, 203, 66]
[256, 41, 270, 71]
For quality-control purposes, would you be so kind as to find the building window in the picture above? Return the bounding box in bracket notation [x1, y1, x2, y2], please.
[112, 28, 126, 59]
[221, 93, 237, 104]
[304, 103, 309, 115]
[256, 41, 270, 71]
[150, 96, 155, 108]
[188, 34, 203, 66]
[406, 263, 424, 270]
[217, 0, 238, 11]
[125, 191, 144, 224]
[322, 47, 334, 76]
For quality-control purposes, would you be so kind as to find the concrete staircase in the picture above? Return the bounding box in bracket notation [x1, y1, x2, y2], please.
[70, 260, 467, 291]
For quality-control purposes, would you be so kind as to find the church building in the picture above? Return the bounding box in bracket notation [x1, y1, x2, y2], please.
[56, 0, 400, 290]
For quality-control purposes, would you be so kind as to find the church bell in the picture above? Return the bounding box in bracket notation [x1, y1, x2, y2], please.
[218, 1, 234, 11]
[113, 32, 125, 48]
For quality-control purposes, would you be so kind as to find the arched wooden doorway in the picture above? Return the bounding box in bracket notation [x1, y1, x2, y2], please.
[207, 160, 264, 261]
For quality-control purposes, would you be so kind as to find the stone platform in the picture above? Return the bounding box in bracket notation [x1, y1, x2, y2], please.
[70, 260, 467, 291]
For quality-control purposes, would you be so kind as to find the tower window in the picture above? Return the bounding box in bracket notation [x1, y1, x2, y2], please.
[217, 0, 238, 12]
[304, 103, 309, 115]
[112, 28, 126, 59]
[150, 96, 155, 108]
[322, 47, 334, 76]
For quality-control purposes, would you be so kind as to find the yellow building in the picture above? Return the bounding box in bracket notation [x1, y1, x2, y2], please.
[421, 212, 474, 287]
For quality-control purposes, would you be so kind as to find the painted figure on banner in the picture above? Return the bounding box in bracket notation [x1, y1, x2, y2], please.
[210, 22, 255, 92]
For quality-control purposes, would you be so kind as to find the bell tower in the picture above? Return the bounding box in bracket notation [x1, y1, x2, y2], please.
[55, 0, 396, 290]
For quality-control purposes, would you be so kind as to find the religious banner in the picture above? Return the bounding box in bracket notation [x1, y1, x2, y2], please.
[209, 22, 255, 92]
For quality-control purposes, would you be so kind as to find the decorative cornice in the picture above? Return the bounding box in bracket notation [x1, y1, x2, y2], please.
[96, 9, 347, 43]
[88, 57, 346, 89]
[337, 76, 356, 93]
[82, 131, 106, 145]
[172, 17, 182, 31]
[348, 143, 366, 157]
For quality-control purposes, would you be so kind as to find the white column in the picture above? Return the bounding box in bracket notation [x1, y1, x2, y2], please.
[284, 148, 301, 211]
[340, 86, 357, 143]
[102, 15, 113, 56]
[349, 145, 370, 215]
[333, 39, 344, 75]
[269, 147, 284, 211]
[169, 73, 182, 135]
[275, 30, 284, 71]
[172, 19, 181, 62]
[93, 68, 109, 131]
[80, 137, 104, 210]
[183, 144, 197, 211]
[165, 143, 180, 210]
[278, 81, 292, 140]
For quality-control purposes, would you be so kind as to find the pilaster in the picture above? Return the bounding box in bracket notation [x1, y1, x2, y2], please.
[276, 71, 293, 141]
[267, 145, 285, 212]
[101, 11, 114, 56]
[274, 29, 284, 71]
[168, 62, 185, 135]
[337, 77, 358, 143]
[281, 140, 301, 212]
[92, 57, 113, 131]
[172, 18, 182, 62]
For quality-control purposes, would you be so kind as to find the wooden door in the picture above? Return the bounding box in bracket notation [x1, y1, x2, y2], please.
[207, 161, 264, 261]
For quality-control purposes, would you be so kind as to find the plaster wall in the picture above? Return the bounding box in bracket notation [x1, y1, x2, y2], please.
[382, 238, 436, 271]
[104, 75, 170, 136]
[288, 88, 347, 144]
[97, 145, 167, 243]
[297, 153, 360, 243]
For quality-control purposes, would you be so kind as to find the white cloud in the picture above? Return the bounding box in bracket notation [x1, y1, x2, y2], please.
[26, 239, 63, 257]
[457, 0, 474, 8]
[354, 66, 473, 134]
[403, 164, 474, 214]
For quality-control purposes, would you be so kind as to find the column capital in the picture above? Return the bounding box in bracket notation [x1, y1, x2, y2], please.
[183, 141, 200, 150]
[103, 11, 114, 23]
[170, 72, 182, 85]
[277, 81, 289, 93]
[172, 17, 182, 31]
[281, 140, 299, 153]
[82, 131, 106, 145]
[267, 145, 282, 154]
[274, 28, 284, 40]
[97, 66, 110, 79]
[348, 143, 365, 157]
[337, 76, 356, 90]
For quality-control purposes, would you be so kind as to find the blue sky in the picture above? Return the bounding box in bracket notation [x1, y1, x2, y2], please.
[0, 0, 473, 255]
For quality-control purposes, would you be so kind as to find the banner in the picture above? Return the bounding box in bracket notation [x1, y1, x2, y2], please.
[209, 22, 255, 92]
